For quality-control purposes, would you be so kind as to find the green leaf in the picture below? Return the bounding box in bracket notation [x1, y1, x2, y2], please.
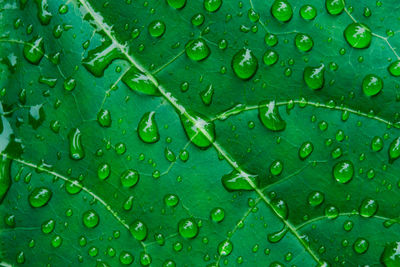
[1, 0, 400, 266]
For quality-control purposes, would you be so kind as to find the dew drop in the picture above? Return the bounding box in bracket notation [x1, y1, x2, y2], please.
[138, 111, 160, 144]
[344, 23, 372, 49]
[204, 0, 222, 12]
[97, 109, 112, 127]
[23, 37, 45, 65]
[371, 136, 384, 152]
[29, 187, 52, 208]
[164, 194, 179, 207]
[218, 240, 233, 256]
[300, 5, 317, 20]
[303, 64, 325, 90]
[359, 198, 378, 218]
[41, 219, 55, 234]
[180, 111, 215, 149]
[210, 207, 225, 222]
[353, 238, 369, 254]
[381, 241, 400, 266]
[258, 100, 286, 131]
[34, 0, 52, 25]
[308, 191, 324, 207]
[333, 160, 354, 184]
[178, 218, 198, 239]
[295, 33, 314, 52]
[119, 251, 134, 265]
[299, 141, 314, 160]
[389, 137, 400, 163]
[120, 169, 139, 188]
[130, 220, 148, 241]
[231, 48, 258, 80]
[263, 50, 279, 66]
[82, 210, 100, 228]
[271, 198, 288, 219]
[271, 0, 293, 22]
[185, 39, 210, 61]
[82, 42, 121, 77]
[326, 0, 345, 15]
[221, 170, 258, 191]
[148, 20, 166, 37]
[267, 226, 288, 243]
[97, 163, 111, 181]
[388, 60, 400, 77]
[122, 68, 159, 96]
[362, 74, 383, 96]
[167, 0, 186, 9]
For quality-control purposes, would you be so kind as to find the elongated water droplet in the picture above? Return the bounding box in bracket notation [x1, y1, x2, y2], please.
[381, 241, 400, 266]
[371, 136, 384, 151]
[303, 64, 325, 90]
[299, 141, 313, 160]
[41, 219, 55, 234]
[267, 226, 288, 243]
[200, 84, 214, 105]
[97, 163, 111, 180]
[138, 112, 159, 144]
[271, 198, 288, 219]
[218, 240, 233, 256]
[333, 160, 354, 184]
[221, 170, 258, 191]
[180, 111, 215, 148]
[389, 137, 400, 163]
[178, 218, 198, 239]
[185, 39, 210, 61]
[68, 128, 85, 160]
[122, 68, 159, 96]
[97, 109, 112, 127]
[271, 0, 293, 22]
[0, 155, 11, 204]
[130, 220, 148, 241]
[82, 42, 121, 77]
[231, 48, 258, 80]
[65, 180, 82, 195]
[258, 100, 286, 131]
[344, 23, 372, 49]
[34, 0, 52, 25]
[23, 37, 45, 65]
[29, 187, 52, 208]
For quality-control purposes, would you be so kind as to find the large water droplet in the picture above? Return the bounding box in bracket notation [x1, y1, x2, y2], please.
[267, 226, 288, 243]
[0, 155, 11, 204]
[381, 241, 400, 266]
[130, 220, 148, 241]
[120, 169, 139, 188]
[97, 109, 112, 128]
[68, 128, 85, 160]
[218, 240, 233, 256]
[82, 42, 121, 77]
[271, 0, 293, 22]
[221, 170, 258, 191]
[82, 209, 100, 228]
[178, 218, 198, 239]
[303, 64, 325, 90]
[353, 238, 369, 254]
[362, 74, 383, 96]
[185, 39, 210, 61]
[29, 187, 52, 208]
[271, 198, 288, 219]
[122, 68, 159, 96]
[295, 33, 314, 52]
[167, 0, 186, 9]
[333, 160, 354, 184]
[138, 112, 159, 144]
[204, 0, 222, 12]
[23, 37, 45, 65]
[359, 198, 378, 218]
[388, 60, 400, 77]
[34, 0, 52, 25]
[231, 48, 258, 80]
[148, 20, 166, 37]
[325, 0, 344, 15]
[258, 100, 286, 131]
[180, 111, 215, 148]
[344, 23, 372, 49]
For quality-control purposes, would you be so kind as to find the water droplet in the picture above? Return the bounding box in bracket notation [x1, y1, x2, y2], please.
[34, 0, 53, 25]
[68, 128, 85, 160]
[263, 50, 279, 66]
[200, 84, 214, 105]
[204, 0, 222, 12]
[97, 163, 111, 180]
[359, 198, 378, 218]
[138, 112, 159, 144]
[51, 235, 63, 248]
[82, 42, 121, 77]
[221, 170, 258, 191]
[371, 136, 384, 152]
[185, 39, 210, 61]
[362, 74, 383, 96]
[299, 141, 314, 160]
[295, 33, 313, 52]
[63, 77, 76, 91]
[180, 111, 215, 148]
[164, 194, 179, 207]
[130, 220, 148, 241]
[41, 219, 55, 234]
[167, 0, 186, 9]
[191, 13, 205, 26]
[270, 160, 283, 176]
[381, 241, 400, 266]
[218, 240, 233, 256]
[389, 137, 400, 163]
[82, 210, 100, 228]
[325, 205, 339, 219]
[148, 20, 166, 37]
[326, 0, 344, 15]
[210, 207, 225, 222]
[300, 4, 317, 20]
[119, 251, 134, 265]
[271, 198, 288, 219]
[333, 160, 354, 183]
[258, 101, 285, 131]
[353, 238, 369, 254]
[0, 156, 11, 204]
[29, 187, 52, 208]
[120, 169, 139, 188]
[388, 60, 400, 77]
[344, 23, 372, 49]
[308, 191, 324, 207]
[268, 226, 288, 243]
[140, 252, 152, 266]
[303, 64, 325, 90]
[271, 0, 293, 22]
[178, 218, 198, 238]
[65, 180, 82, 195]
[231, 48, 258, 80]
[122, 68, 159, 96]
[23, 37, 45, 65]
